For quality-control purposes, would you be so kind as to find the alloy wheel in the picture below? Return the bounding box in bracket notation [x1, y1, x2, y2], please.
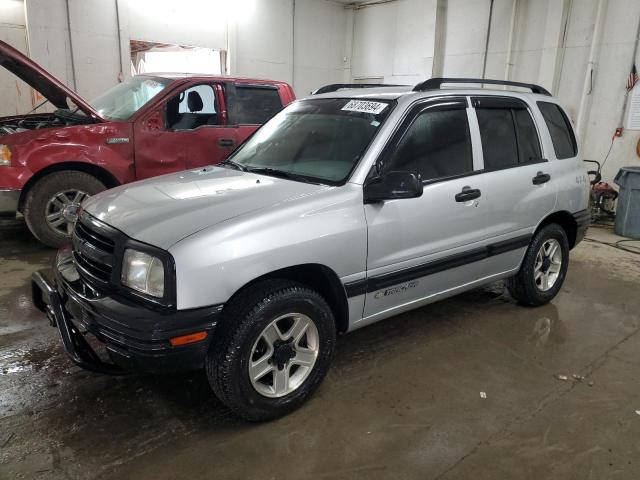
[249, 313, 319, 398]
[45, 190, 89, 235]
[534, 238, 562, 292]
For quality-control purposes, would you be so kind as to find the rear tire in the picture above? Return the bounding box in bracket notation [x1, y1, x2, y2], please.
[206, 279, 336, 421]
[24, 171, 106, 248]
[507, 223, 569, 306]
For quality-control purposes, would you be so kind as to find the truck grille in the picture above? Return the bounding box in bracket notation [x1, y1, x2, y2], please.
[72, 214, 118, 287]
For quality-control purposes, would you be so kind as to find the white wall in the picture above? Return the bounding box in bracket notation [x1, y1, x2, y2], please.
[349, 0, 640, 183]
[351, 0, 437, 84]
[21, 0, 347, 101]
[0, 0, 31, 115]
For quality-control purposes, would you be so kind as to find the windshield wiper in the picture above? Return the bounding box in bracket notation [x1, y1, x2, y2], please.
[245, 167, 317, 184]
[219, 159, 248, 171]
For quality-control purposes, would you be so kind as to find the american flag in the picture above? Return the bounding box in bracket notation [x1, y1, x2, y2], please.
[627, 63, 639, 91]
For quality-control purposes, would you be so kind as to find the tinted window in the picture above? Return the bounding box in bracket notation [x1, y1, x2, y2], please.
[476, 108, 518, 170]
[229, 98, 393, 184]
[537, 102, 577, 159]
[230, 87, 283, 124]
[513, 109, 542, 164]
[389, 107, 473, 181]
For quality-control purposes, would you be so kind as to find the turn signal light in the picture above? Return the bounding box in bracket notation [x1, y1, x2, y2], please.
[169, 331, 208, 347]
[0, 144, 11, 166]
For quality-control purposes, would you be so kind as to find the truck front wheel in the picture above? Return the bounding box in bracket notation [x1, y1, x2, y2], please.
[24, 171, 106, 248]
[206, 279, 336, 421]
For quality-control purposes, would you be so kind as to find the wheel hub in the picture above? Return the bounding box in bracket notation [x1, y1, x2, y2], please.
[541, 256, 552, 272]
[271, 339, 296, 370]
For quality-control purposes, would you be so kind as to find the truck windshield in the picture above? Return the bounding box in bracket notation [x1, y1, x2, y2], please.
[89, 76, 171, 121]
[228, 98, 394, 185]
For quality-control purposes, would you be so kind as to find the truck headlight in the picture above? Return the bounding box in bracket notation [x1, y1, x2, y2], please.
[0, 145, 11, 166]
[121, 249, 165, 297]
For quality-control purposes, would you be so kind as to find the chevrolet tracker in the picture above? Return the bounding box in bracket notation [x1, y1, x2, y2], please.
[32, 78, 590, 421]
[0, 40, 294, 247]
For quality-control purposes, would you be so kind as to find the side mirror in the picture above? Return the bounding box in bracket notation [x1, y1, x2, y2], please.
[364, 171, 423, 204]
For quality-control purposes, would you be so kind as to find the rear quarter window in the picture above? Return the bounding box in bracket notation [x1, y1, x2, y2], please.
[537, 102, 577, 159]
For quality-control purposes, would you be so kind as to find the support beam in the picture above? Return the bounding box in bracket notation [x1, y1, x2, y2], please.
[576, 0, 607, 142]
[431, 0, 447, 78]
[504, 0, 518, 81]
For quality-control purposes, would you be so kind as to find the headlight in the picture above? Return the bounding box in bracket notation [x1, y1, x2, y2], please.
[121, 249, 165, 297]
[0, 145, 11, 166]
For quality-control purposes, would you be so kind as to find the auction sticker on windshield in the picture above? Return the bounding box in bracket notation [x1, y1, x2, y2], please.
[342, 100, 388, 115]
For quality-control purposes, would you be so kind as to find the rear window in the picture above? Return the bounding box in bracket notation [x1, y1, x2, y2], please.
[229, 86, 283, 124]
[537, 102, 577, 159]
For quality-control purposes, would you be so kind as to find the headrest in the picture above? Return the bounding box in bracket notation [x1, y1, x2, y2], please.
[187, 91, 203, 112]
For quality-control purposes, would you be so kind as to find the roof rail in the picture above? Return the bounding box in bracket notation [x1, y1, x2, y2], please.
[412, 78, 551, 96]
[312, 83, 406, 95]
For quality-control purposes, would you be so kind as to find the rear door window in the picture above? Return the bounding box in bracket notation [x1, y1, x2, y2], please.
[537, 102, 577, 159]
[228, 86, 283, 125]
[474, 97, 543, 170]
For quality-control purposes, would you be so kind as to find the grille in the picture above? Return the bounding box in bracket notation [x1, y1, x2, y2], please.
[72, 216, 117, 286]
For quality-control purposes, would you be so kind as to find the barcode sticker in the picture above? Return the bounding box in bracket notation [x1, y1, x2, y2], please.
[342, 100, 388, 115]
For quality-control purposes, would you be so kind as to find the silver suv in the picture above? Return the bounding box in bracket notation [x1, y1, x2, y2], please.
[33, 78, 590, 421]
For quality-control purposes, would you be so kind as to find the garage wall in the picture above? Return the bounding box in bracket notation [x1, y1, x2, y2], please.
[348, 0, 640, 182]
[20, 0, 347, 101]
[351, 0, 437, 84]
[0, 0, 32, 116]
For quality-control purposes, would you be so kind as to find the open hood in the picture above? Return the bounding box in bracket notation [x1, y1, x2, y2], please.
[0, 40, 103, 121]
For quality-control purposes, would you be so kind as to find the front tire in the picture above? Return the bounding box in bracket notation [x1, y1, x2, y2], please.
[206, 279, 336, 421]
[507, 223, 569, 306]
[24, 171, 106, 248]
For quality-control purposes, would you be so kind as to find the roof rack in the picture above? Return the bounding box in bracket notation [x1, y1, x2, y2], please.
[312, 83, 407, 95]
[412, 78, 551, 96]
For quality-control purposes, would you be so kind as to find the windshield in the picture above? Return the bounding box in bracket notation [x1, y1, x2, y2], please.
[89, 76, 172, 120]
[228, 98, 394, 185]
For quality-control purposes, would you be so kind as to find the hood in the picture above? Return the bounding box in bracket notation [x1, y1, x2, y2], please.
[0, 40, 103, 120]
[83, 167, 329, 249]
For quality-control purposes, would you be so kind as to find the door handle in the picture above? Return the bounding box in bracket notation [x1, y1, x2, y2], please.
[455, 186, 481, 202]
[219, 138, 235, 147]
[532, 171, 551, 185]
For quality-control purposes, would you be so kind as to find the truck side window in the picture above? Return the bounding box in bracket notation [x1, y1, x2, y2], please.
[537, 102, 577, 159]
[389, 107, 473, 181]
[229, 87, 283, 125]
[166, 84, 219, 131]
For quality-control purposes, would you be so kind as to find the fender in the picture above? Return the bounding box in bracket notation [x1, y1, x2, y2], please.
[14, 122, 136, 185]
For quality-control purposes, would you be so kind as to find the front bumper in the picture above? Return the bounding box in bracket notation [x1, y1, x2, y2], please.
[0, 189, 19, 215]
[31, 248, 223, 374]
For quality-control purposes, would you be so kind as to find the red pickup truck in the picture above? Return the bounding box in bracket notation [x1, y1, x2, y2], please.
[0, 41, 295, 247]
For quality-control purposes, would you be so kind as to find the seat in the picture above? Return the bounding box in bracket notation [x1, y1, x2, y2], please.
[172, 91, 204, 130]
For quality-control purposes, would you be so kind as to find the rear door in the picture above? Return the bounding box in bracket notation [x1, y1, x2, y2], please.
[225, 83, 286, 146]
[362, 97, 489, 322]
[471, 96, 557, 273]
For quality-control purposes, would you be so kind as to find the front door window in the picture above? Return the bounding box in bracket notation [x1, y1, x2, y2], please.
[167, 84, 219, 130]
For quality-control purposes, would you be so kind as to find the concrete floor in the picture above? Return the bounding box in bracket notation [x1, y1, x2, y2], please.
[1, 218, 639, 480]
